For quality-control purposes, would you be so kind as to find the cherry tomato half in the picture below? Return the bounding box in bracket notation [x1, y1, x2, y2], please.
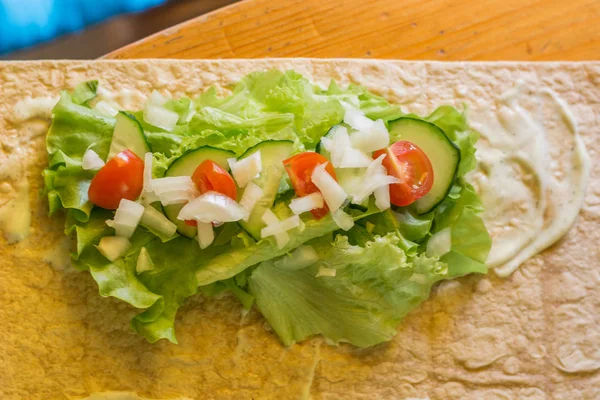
[185, 160, 237, 227]
[88, 149, 145, 210]
[373, 141, 434, 207]
[283, 152, 337, 219]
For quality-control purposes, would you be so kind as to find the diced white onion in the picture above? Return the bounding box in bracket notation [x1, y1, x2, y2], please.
[239, 182, 264, 221]
[344, 109, 390, 153]
[148, 90, 168, 106]
[374, 184, 391, 211]
[152, 176, 197, 206]
[316, 266, 337, 278]
[261, 209, 290, 249]
[140, 206, 177, 238]
[426, 228, 452, 258]
[151, 176, 194, 194]
[82, 149, 105, 170]
[158, 190, 195, 206]
[228, 151, 262, 188]
[339, 146, 373, 169]
[144, 104, 179, 132]
[289, 192, 324, 215]
[311, 163, 347, 212]
[344, 109, 374, 132]
[261, 215, 301, 238]
[331, 209, 354, 231]
[140, 153, 159, 205]
[274, 245, 319, 270]
[351, 154, 400, 204]
[136, 247, 154, 274]
[93, 100, 119, 117]
[143, 153, 153, 192]
[322, 126, 371, 168]
[178, 191, 248, 223]
[196, 221, 214, 249]
[108, 199, 145, 238]
[97, 236, 130, 262]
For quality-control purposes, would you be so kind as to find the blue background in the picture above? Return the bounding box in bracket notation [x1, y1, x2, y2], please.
[0, 0, 166, 54]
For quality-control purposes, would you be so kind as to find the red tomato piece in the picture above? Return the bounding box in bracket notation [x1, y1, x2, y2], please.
[283, 152, 337, 219]
[186, 160, 237, 227]
[88, 149, 144, 210]
[373, 141, 434, 207]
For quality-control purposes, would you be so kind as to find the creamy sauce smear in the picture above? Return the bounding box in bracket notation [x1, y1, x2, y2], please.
[469, 86, 590, 277]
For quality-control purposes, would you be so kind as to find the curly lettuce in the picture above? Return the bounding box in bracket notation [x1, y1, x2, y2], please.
[43, 71, 491, 346]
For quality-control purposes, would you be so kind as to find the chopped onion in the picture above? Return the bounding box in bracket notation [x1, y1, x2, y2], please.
[148, 90, 168, 106]
[274, 245, 319, 270]
[332, 209, 354, 231]
[344, 109, 373, 132]
[136, 247, 154, 274]
[97, 236, 130, 262]
[140, 153, 159, 204]
[108, 199, 145, 238]
[152, 176, 197, 206]
[144, 104, 179, 132]
[316, 266, 337, 278]
[140, 206, 177, 238]
[262, 209, 290, 249]
[374, 184, 391, 211]
[261, 215, 301, 238]
[228, 151, 262, 188]
[339, 146, 372, 169]
[178, 191, 248, 223]
[426, 228, 452, 258]
[82, 149, 105, 170]
[311, 163, 347, 212]
[351, 154, 400, 204]
[94, 100, 119, 117]
[196, 221, 214, 249]
[158, 190, 195, 206]
[344, 109, 390, 153]
[322, 126, 371, 168]
[289, 192, 324, 215]
[151, 176, 194, 194]
[239, 182, 264, 221]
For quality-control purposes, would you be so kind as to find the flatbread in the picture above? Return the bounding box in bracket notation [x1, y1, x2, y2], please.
[1, 60, 599, 399]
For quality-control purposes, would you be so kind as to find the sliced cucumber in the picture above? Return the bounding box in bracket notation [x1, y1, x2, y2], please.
[237, 140, 295, 240]
[388, 118, 460, 214]
[316, 124, 366, 197]
[108, 112, 150, 159]
[163, 146, 235, 238]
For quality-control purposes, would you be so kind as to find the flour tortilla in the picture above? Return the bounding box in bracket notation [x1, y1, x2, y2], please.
[0, 60, 599, 399]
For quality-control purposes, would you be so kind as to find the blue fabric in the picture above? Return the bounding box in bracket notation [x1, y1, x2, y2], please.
[0, 0, 167, 54]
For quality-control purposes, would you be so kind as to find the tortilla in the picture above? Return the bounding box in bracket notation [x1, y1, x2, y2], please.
[1, 60, 599, 399]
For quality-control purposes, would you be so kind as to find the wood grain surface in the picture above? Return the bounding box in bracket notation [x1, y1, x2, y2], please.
[106, 0, 600, 60]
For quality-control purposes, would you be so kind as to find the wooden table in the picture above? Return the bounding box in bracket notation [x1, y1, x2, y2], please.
[106, 0, 600, 60]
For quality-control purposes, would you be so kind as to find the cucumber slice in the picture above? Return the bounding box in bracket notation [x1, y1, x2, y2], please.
[388, 118, 460, 214]
[237, 140, 295, 240]
[108, 112, 150, 160]
[163, 146, 235, 238]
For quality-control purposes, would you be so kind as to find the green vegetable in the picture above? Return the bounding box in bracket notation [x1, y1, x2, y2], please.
[249, 234, 448, 347]
[43, 70, 491, 345]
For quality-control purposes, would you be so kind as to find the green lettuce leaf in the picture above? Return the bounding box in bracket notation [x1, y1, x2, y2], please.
[249, 234, 447, 347]
[71, 80, 98, 106]
[432, 181, 491, 277]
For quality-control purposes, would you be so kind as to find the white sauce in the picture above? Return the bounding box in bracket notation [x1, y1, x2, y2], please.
[11, 96, 59, 123]
[0, 178, 30, 243]
[470, 87, 590, 277]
